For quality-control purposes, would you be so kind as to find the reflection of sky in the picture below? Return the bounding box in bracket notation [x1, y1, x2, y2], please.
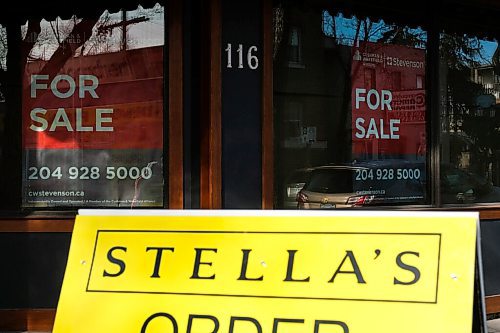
[108, 5, 164, 50]
[23, 4, 164, 61]
[478, 40, 497, 65]
[323, 10, 498, 65]
[322, 11, 427, 48]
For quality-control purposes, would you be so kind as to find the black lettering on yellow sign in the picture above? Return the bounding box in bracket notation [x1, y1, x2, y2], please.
[102, 246, 126, 277]
[140, 313, 349, 333]
[188, 315, 220, 333]
[231, 317, 262, 333]
[191, 248, 218, 280]
[101, 247, 422, 286]
[394, 251, 421, 285]
[284, 250, 310, 282]
[328, 251, 366, 284]
[146, 247, 174, 278]
[273, 318, 304, 332]
[238, 249, 264, 281]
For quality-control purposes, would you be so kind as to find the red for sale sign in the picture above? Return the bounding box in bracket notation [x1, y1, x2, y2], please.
[351, 42, 426, 157]
[349, 42, 426, 205]
[22, 46, 164, 208]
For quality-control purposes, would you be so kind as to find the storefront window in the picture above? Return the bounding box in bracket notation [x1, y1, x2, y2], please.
[21, 5, 165, 208]
[439, 32, 500, 205]
[274, 3, 428, 209]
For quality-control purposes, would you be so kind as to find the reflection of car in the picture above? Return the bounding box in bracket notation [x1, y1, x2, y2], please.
[297, 165, 378, 209]
[441, 165, 500, 204]
[289, 162, 500, 208]
[296, 163, 425, 209]
[282, 168, 314, 209]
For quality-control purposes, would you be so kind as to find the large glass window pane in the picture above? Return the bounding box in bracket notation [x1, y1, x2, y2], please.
[22, 5, 165, 208]
[274, 3, 428, 209]
[439, 32, 500, 205]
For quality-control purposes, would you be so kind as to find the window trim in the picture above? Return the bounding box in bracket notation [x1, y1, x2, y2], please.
[262, 0, 274, 209]
[168, 0, 184, 209]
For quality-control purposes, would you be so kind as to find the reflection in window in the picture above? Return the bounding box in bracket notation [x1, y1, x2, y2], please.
[0, 25, 6, 165]
[288, 27, 302, 65]
[416, 75, 424, 89]
[439, 33, 500, 204]
[21, 5, 165, 208]
[21, 5, 164, 59]
[282, 102, 304, 147]
[274, 3, 427, 209]
[391, 72, 401, 90]
[364, 68, 376, 90]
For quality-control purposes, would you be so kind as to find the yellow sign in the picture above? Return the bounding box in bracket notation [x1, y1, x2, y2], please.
[53, 210, 479, 333]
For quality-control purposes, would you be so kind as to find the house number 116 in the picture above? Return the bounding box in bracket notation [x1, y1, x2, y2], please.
[225, 43, 259, 70]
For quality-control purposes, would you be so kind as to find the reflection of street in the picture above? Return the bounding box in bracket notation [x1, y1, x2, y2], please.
[285, 160, 500, 209]
[286, 161, 426, 209]
[441, 164, 500, 204]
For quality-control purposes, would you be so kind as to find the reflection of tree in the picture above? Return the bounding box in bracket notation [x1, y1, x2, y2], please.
[20, 7, 162, 61]
[440, 34, 496, 180]
[440, 34, 485, 130]
[22, 18, 91, 63]
[461, 108, 500, 179]
[21, 13, 117, 62]
[377, 25, 426, 48]
[458, 73, 500, 182]
[379, 26, 493, 177]
[441, 34, 485, 69]
[19, 17, 98, 110]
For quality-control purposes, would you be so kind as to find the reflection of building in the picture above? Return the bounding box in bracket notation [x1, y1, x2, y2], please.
[274, 7, 355, 209]
[471, 64, 500, 103]
[274, 6, 427, 206]
[274, 7, 356, 208]
[274, 7, 352, 171]
[471, 45, 500, 104]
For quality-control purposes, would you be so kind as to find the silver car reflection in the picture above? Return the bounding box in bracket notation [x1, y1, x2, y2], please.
[297, 163, 425, 209]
